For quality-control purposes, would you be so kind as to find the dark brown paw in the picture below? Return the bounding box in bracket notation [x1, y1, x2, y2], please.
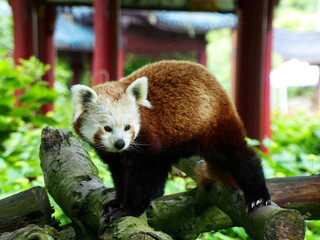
[100, 199, 122, 219]
[101, 206, 145, 223]
[106, 209, 129, 222]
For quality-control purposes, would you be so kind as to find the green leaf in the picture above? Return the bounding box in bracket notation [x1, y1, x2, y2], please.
[0, 76, 23, 90]
[0, 95, 15, 106]
[38, 88, 58, 104]
[19, 81, 57, 104]
[0, 105, 12, 115]
[30, 115, 58, 126]
[0, 158, 7, 170]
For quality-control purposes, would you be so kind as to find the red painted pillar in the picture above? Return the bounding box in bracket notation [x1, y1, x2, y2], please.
[198, 45, 207, 66]
[118, 46, 125, 79]
[9, 0, 33, 100]
[9, 0, 33, 64]
[93, 0, 119, 85]
[37, 4, 57, 113]
[262, 0, 276, 152]
[234, 0, 268, 141]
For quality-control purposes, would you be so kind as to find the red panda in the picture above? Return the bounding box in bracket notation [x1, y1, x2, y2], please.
[71, 60, 271, 222]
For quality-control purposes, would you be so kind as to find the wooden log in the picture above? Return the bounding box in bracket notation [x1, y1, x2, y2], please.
[267, 175, 320, 220]
[0, 186, 52, 233]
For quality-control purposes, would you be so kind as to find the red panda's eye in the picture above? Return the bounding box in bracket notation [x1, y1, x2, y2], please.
[104, 126, 112, 132]
[124, 125, 131, 131]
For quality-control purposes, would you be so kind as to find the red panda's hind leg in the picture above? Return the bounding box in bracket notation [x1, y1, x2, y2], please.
[202, 144, 271, 210]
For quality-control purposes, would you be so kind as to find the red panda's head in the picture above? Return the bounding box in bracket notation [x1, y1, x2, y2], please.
[71, 77, 152, 153]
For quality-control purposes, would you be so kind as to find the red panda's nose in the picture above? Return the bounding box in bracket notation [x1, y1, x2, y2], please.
[115, 139, 125, 150]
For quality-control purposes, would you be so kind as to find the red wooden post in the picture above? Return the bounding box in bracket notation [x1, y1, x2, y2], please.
[93, 0, 119, 85]
[234, 0, 268, 141]
[262, 0, 276, 152]
[9, 0, 33, 64]
[198, 45, 207, 66]
[37, 4, 57, 113]
[9, 0, 33, 101]
[118, 46, 125, 79]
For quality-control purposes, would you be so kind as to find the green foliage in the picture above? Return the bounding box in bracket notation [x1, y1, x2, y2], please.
[274, 0, 318, 31]
[0, 53, 57, 151]
[51, 59, 74, 130]
[260, 111, 320, 178]
[206, 28, 232, 91]
[0, 52, 58, 199]
[0, 127, 44, 197]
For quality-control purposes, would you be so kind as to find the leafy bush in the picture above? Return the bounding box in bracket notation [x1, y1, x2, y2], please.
[0, 52, 57, 196]
[259, 111, 320, 178]
[0, 53, 57, 149]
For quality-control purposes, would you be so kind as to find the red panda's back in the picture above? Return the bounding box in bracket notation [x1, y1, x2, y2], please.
[123, 60, 244, 146]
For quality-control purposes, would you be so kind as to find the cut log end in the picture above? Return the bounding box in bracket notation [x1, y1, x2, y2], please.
[40, 126, 71, 150]
[264, 209, 306, 240]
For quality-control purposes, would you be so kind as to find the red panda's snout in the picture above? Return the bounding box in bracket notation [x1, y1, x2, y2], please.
[114, 139, 125, 150]
[97, 126, 138, 153]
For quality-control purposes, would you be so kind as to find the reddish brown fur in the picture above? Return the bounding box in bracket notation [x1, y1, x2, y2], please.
[92, 60, 247, 185]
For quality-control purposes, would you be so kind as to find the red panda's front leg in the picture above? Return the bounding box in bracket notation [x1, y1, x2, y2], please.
[101, 157, 170, 223]
[100, 160, 125, 216]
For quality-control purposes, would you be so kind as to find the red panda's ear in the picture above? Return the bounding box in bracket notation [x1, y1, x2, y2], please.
[126, 77, 152, 108]
[71, 85, 98, 122]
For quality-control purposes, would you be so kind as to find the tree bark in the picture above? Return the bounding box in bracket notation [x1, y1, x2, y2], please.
[0, 186, 52, 233]
[0, 224, 75, 240]
[39, 127, 308, 240]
